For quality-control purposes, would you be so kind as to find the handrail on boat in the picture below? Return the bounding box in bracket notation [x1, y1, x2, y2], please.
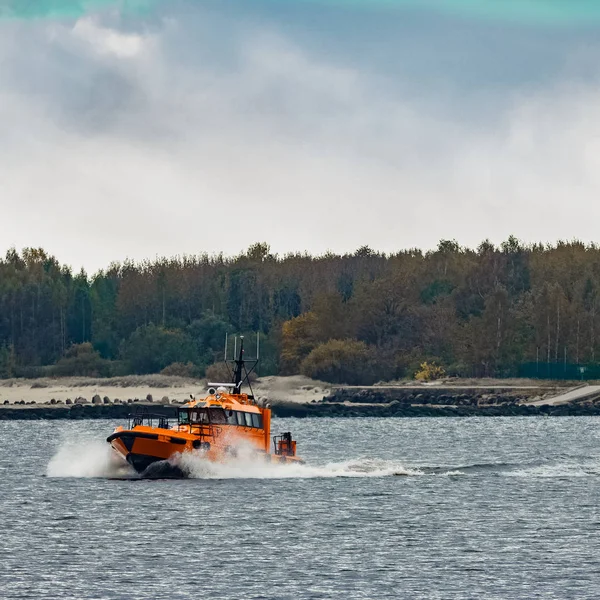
[128, 407, 172, 430]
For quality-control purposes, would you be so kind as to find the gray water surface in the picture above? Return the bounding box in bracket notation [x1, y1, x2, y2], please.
[2, 416, 600, 599]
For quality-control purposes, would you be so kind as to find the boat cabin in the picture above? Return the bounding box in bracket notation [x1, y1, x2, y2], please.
[177, 405, 264, 429]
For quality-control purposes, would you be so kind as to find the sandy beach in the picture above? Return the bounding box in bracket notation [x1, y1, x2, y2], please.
[0, 374, 332, 407]
[0, 374, 572, 409]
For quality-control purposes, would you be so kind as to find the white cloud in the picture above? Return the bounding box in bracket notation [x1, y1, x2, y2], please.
[71, 17, 149, 58]
[1, 7, 600, 273]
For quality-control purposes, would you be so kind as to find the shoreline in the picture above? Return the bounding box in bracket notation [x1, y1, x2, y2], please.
[2, 400, 600, 420]
[0, 374, 331, 407]
[1, 375, 598, 420]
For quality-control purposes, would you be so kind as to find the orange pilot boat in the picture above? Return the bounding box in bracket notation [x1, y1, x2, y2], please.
[107, 335, 302, 477]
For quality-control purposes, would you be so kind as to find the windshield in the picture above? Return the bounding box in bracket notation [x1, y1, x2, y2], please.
[189, 409, 209, 423]
[208, 408, 227, 424]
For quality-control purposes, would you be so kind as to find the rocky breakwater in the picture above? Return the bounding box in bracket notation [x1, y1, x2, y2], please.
[0, 394, 179, 420]
[271, 385, 600, 418]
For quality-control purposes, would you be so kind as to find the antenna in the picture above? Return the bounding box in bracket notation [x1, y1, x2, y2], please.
[222, 332, 260, 400]
[233, 335, 245, 391]
[224, 332, 228, 361]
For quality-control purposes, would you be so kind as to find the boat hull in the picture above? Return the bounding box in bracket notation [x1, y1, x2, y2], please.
[107, 426, 303, 477]
[126, 454, 186, 478]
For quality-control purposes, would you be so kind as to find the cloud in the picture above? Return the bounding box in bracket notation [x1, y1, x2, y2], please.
[72, 16, 148, 57]
[1, 4, 600, 272]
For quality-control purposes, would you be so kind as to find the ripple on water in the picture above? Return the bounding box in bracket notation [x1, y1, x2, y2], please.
[1, 416, 600, 599]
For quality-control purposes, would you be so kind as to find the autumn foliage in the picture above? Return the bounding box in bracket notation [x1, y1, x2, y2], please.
[300, 339, 380, 385]
[414, 361, 446, 382]
[2, 238, 600, 384]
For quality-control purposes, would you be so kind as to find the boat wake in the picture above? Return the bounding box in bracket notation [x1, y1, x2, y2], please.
[47, 439, 600, 480]
[45, 439, 423, 480]
[423, 459, 600, 478]
[178, 454, 424, 479]
[502, 460, 600, 478]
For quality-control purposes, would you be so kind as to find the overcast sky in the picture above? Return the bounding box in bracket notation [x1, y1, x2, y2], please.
[2, 0, 600, 273]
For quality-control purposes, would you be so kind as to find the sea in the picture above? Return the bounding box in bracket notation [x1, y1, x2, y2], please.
[2, 416, 600, 599]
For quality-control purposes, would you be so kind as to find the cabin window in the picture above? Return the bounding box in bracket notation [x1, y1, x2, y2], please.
[178, 410, 190, 425]
[190, 409, 209, 424]
[209, 408, 227, 424]
[230, 411, 262, 428]
[226, 410, 237, 425]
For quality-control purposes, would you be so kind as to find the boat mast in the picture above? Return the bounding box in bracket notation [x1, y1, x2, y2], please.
[233, 336, 245, 392]
[224, 334, 259, 398]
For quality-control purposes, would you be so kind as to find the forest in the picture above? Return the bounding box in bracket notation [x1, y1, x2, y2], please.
[0, 238, 599, 384]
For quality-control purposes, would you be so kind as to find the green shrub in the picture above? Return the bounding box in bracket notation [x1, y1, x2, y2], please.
[300, 339, 380, 385]
[121, 324, 198, 374]
[205, 362, 233, 383]
[188, 312, 233, 361]
[160, 362, 203, 378]
[205, 361, 256, 384]
[13, 365, 50, 379]
[0, 344, 16, 378]
[51, 343, 112, 377]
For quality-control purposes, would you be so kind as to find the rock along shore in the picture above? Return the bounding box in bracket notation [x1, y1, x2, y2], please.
[273, 402, 600, 418]
[0, 402, 175, 420]
[2, 394, 600, 420]
[1, 377, 598, 419]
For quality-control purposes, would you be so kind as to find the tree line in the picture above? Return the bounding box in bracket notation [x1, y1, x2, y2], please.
[0, 238, 598, 383]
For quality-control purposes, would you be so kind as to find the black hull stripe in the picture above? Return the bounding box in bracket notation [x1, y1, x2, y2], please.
[106, 431, 159, 443]
[107, 431, 187, 447]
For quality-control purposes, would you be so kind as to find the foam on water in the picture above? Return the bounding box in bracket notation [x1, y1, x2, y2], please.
[45, 437, 422, 479]
[46, 435, 600, 481]
[504, 461, 600, 478]
[178, 453, 423, 479]
[46, 438, 135, 478]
